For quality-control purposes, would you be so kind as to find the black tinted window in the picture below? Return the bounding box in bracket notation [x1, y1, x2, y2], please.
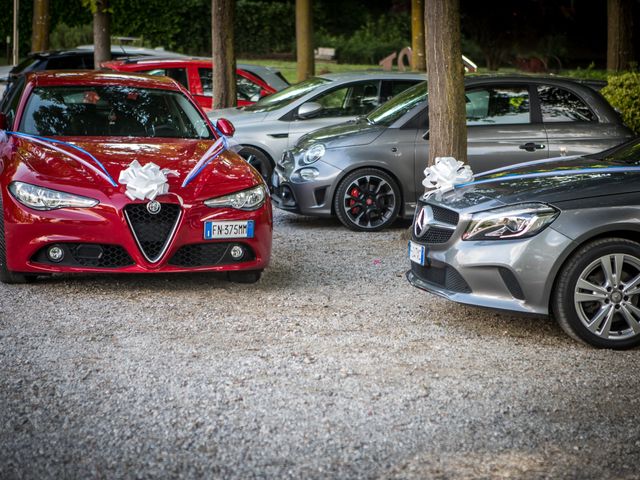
[538, 85, 596, 122]
[466, 87, 530, 125]
[1, 75, 25, 128]
[46, 55, 91, 70]
[142, 68, 189, 90]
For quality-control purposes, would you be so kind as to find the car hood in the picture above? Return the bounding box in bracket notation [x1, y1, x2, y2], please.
[297, 120, 386, 149]
[9, 136, 261, 200]
[208, 107, 268, 125]
[432, 156, 640, 213]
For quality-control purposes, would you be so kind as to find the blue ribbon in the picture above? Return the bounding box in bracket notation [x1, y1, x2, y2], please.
[4, 130, 118, 187]
[456, 165, 640, 189]
[181, 135, 229, 188]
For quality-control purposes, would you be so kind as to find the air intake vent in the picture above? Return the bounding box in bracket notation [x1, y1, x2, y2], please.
[124, 203, 181, 263]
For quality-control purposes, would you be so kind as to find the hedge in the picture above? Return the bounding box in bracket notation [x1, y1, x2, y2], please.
[601, 72, 640, 135]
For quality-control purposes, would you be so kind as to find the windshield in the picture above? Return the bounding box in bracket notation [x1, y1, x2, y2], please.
[587, 137, 640, 165]
[19, 85, 213, 139]
[243, 76, 331, 113]
[366, 81, 427, 126]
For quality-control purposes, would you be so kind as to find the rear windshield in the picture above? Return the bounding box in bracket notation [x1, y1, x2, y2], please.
[243, 76, 331, 113]
[19, 85, 213, 139]
[366, 81, 427, 126]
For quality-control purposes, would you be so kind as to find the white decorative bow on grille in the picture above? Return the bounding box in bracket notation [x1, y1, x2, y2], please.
[422, 156, 474, 193]
[118, 160, 179, 201]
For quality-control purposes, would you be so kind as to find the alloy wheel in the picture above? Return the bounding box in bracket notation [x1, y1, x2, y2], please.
[341, 174, 397, 230]
[574, 253, 640, 341]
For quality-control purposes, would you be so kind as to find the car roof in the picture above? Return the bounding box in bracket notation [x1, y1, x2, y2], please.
[26, 70, 182, 91]
[317, 71, 427, 81]
[464, 74, 606, 91]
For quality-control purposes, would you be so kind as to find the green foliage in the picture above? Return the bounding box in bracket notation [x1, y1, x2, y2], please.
[235, 0, 295, 56]
[601, 72, 640, 134]
[50, 23, 93, 50]
[318, 13, 411, 65]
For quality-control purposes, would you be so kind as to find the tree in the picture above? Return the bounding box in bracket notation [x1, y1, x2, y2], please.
[84, 0, 111, 68]
[211, 0, 236, 109]
[607, 0, 634, 71]
[424, 0, 466, 166]
[31, 0, 50, 52]
[411, 0, 426, 71]
[296, 0, 314, 82]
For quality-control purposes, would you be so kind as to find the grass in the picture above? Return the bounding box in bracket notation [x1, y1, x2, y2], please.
[238, 59, 383, 83]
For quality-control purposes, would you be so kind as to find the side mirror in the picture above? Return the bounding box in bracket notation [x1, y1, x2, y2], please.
[216, 118, 235, 137]
[0, 113, 7, 130]
[297, 102, 323, 119]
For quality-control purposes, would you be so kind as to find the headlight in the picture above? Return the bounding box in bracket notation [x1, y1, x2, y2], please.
[463, 203, 558, 241]
[204, 184, 267, 210]
[301, 143, 325, 165]
[9, 181, 99, 210]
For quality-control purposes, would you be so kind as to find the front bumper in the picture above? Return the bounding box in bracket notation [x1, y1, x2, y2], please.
[270, 157, 342, 217]
[4, 191, 273, 275]
[407, 206, 574, 315]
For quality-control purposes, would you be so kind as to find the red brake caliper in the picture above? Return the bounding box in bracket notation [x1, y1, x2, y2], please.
[349, 187, 360, 214]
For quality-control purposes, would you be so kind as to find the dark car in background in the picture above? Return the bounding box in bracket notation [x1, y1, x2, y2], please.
[272, 77, 634, 231]
[407, 139, 640, 349]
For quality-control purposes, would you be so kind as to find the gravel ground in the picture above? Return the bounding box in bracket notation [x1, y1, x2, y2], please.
[1, 209, 639, 479]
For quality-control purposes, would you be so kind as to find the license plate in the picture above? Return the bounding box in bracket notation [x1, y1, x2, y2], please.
[409, 241, 426, 265]
[204, 220, 254, 239]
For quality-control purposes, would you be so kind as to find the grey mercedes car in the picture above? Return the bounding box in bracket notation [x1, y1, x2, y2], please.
[407, 138, 640, 349]
[272, 77, 634, 231]
[209, 72, 425, 178]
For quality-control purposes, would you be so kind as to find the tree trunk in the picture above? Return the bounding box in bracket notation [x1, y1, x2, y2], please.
[211, 0, 237, 109]
[411, 0, 426, 71]
[607, 0, 634, 71]
[424, 0, 467, 167]
[12, 0, 19, 65]
[296, 0, 314, 82]
[31, 0, 50, 52]
[93, 0, 111, 69]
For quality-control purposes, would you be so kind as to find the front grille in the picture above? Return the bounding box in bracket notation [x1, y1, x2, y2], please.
[31, 243, 134, 268]
[169, 242, 255, 267]
[420, 227, 455, 244]
[411, 261, 471, 293]
[431, 204, 459, 225]
[124, 203, 181, 262]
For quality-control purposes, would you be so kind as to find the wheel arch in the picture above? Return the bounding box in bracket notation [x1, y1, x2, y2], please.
[239, 144, 276, 169]
[330, 164, 405, 217]
[547, 226, 640, 313]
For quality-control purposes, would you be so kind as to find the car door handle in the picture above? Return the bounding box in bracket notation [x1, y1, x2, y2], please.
[268, 133, 289, 139]
[519, 142, 546, 152]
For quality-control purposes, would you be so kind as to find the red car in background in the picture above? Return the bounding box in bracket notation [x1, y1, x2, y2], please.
[102, 57, 282, 110]
[0, 71, 272, 283]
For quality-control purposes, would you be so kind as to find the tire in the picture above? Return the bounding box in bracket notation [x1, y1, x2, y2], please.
[552, 237, 640, 349]
[333, 168, 401, 232]
[227, 270, 262, 284]
[238, 146, 273, 180]
[0, 194, 36, 284]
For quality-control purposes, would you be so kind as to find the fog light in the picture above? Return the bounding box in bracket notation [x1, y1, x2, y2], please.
[230, 246, 244, 259]
[47, 245, 64, 262]
[299, 168, 319, 181]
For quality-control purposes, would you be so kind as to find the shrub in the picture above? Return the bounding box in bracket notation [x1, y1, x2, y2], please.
[50, 23, 93, 50]
[601, 71, 640, 134]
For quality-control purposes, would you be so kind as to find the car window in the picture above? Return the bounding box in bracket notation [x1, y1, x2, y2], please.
[466, 86, 530, 125]
[46, 55, 92, 70]
[380, 80, 420, 102]
[142, 68, 189, 90]
[236, 76, 262, 102]
[243, 76, 330, 113]
[367, 81, 427, 127]
[19, 85, 212, 139]
[1, 75, 25, 128]
[199, 68, 263, 103]
[538, 85, 596, 122]
[310, 81, 381, 118]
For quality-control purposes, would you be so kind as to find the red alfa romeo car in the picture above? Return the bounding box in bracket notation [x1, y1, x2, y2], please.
[102, 57, 281, 110]
[0, 71, 272, 284]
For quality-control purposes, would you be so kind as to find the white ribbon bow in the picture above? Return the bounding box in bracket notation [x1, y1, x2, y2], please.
[422, 156, 474, 193]
[118, 160, 178, 201]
